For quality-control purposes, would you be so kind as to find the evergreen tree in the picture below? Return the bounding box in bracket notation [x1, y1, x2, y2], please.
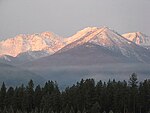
[82, 108, 86, 113]
[34, 85, 42, 111]
[5, 87, 14, 108]
[69, 106, 75, 113]
[109, 110, 113, 113]
[0, 74, 149, 113]
[8, 106, 14, 113]
[128, 73, 138, 113]
[0, 82, 7, 110]
[3, 106, 8, 113]
[91, 102, 100, 113]
[64, 104, 70, 113]
[95, 80, 103, 108]
[77, 110, 81, 113]
[26, 80, 34, 112]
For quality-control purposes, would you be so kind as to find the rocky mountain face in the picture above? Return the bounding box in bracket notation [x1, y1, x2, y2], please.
[0, 51, 50, 65]
[58, 27, 150, 63]
[21, 27, 150, 85]
[23, 27, 150, 68]
[1, 27, 150, 64]
[0, 32, 65, 57]
[122, 32, 150, 48]
[0, 26, 150, 86]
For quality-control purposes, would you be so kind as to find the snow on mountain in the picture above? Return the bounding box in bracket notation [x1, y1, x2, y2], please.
[1, 27, 150, 65]
[65, 27, 99, 44]
[17, 51, 50, 60]
[122, 32, 150, 48]
[0, 51, 50, 65]
[65, 27, 131, 47]
[0, 32, 65, 57]
[0, 55, 14, 62]
[16, 27, 150, 86]
[23, 27, 150, 69]
[61, 27, 150, 62]
[21, 27, 150, 84]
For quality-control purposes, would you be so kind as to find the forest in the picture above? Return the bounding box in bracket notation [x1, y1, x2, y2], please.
[0, 73, 149, 113]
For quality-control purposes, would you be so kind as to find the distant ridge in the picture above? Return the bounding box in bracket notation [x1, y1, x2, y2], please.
[123, 32, 150, 48]
[21, 26, 150, 66]
[0, 32, 65, 57]
[0, 26, 150, 65]
[0, 26, 150, 85]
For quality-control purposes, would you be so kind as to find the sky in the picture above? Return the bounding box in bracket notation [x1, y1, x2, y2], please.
[0, 0, 150, 40]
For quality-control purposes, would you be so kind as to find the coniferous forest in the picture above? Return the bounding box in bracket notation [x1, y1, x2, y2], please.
[0, 73, 150, 113]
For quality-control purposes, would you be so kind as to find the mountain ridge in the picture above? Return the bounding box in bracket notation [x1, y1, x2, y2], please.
[0, 62, 45, 86]
[122, 32, 150, 48]
[55, 27, 150, 63]
[20, 27, 150, 85]
[1, 26, 150, 85]
[0, 32, 65, 57]
[22, 27, 150, 67]
[0, 27, 150, 65]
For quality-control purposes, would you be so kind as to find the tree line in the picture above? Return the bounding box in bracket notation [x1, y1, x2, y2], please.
[0, 73, 150, 113]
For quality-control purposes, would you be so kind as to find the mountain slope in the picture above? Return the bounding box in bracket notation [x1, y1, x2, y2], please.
[24, 43, 140, 67]
[0, 51, 50, 65]
[122, 32, 150, 48]
[0, 63, 45, 86]
[21, 27, 150, 85]
[62, 27, 150, 62]
[0, 32, 65, 57]
[23, 27, 150, 67]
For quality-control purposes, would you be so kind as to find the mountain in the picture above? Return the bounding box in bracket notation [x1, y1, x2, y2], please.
[0, 51, 50, 65]
[65, 27, 99, 44]
[1, 29, 150, 66]
[23, 27, 150, 67]
[21, 27, 150, 85]
[0, 55, 16, 64]
[0, 32, 65, 57]
[122, 32, 150, 48]
[61, 27, 150, 62]
[0, 62, 45, 86]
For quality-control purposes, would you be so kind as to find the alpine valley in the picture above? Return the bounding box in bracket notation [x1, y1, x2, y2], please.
[0, 27, 150, 86]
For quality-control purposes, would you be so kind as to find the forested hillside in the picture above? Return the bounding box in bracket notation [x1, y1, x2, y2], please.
[0, 73, 149, 113]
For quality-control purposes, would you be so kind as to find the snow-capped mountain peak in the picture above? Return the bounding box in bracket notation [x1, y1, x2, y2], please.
[59, 27, 150, 62]
[1, 27, 150, 64]
[65, 27, 99, 44]
[122, 32, 150, 48]
[65, 26, 132, 48]
[0, 32, 65, 57]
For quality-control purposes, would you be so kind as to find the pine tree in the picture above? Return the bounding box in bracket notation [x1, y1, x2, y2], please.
[109, 110, 113, 113]
[3, 106, 8, 113]
[5, 87, 14, 108]
[69, 106, 75, 113]
[95, 80, 103, 107]
[129, 73, 138, 88]
[91, 102, 100, 113]
[26, 80, 34, 112]
[77, 110, 81, 113]
[82, 108, 86, 113]
[65, 104, 70, 113]
[9, 106, 14, 113]
[0, 82, 7, 110]
[34, 85, 42, 111]
[128, 73, 138, 113]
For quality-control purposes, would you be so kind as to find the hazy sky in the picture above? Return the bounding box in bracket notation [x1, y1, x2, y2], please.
[0, 0, 150, 40]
